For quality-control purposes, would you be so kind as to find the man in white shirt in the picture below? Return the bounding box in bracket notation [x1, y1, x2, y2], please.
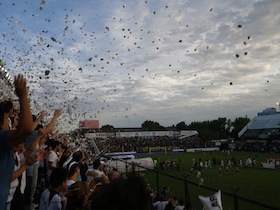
[174, 199, 185, 210]
[47, 140, 61, 184]
[153, 200, 169, 210]
[40, 168, 67, 210]
[66, 162, 80, 187]
[86, 159, 104, 183]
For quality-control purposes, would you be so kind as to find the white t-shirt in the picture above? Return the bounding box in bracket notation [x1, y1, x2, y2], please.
[153, 201, 164, 210]
[153, 201, 169, 210]
[175, 205, 185, 210]
[162, 201, 169, 209]
[47, 150, 58, 177]
[86, 167, 103, 183]
[66, 179, 75, 187]
[6, 152, 20, 203]
[39, 188, 62, 210]
[18, 152, 26, 194]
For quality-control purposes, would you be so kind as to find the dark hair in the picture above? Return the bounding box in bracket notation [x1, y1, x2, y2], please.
[67, 162, 80, 178]
[50, 167, 68, 188]
[178, 199, 184, 206]
[72, 151, 83, 162]
[93, 159, 101, 169]
[10, 116, 15, 125]
[32, 115, 37, 122]
[1, 100, 13, 113]
[66, 181, 89, 210]
[47, 139, 61, 150]
[90, 174, 150, 210]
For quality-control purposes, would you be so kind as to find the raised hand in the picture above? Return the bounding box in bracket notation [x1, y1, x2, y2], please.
[14, 74, 28, 99]
[25, 155, 37, 166]
[54, 109, 63, 118]
[40, 110, 46, 118]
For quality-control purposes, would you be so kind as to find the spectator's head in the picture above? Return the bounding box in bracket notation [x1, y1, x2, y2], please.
[178, 198, 184, 206]
[50, 167, 68, 191]
[32, 114, 37, 122]
[93, 159, 101, 170]
[66, 181, 89, 210]
[108, 171, 121, 182]
[67, 162, 80, 179]
[170, 196, 178, 207]
[90, 174, 150, 210]
[47, 139, 61, 151]
[1, 100, 13, 116]
[9, 115, 19, 130]
[62, 146, 72, 157]
[72, 151, 83, 163]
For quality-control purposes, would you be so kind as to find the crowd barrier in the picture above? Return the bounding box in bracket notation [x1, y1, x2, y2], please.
[114, 158, 280, 210]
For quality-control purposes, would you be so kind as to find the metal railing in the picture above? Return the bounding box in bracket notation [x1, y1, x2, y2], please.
[108, 157, 280, 210]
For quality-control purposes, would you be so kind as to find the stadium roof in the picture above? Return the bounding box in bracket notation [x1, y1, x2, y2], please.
[238, 108, 280, 139]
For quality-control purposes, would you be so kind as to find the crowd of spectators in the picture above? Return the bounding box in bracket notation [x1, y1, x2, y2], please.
[0, 74, 155, 210]
[94, 135, 204, 153]
[237, 141, 280, 153]
[8, 74, 278, 210]
[4, 74, 278, 210]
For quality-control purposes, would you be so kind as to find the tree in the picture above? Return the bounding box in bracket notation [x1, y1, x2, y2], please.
[176, 121, 187, 130]
[141, 120, 165, 130]
[231, 116, 250, 139]
[187, 118, 229, 140]
[101, 124, 115, 132]
[198, 128, 217, 141]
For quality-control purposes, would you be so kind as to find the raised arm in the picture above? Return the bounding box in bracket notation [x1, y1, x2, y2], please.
[32, 111, 46, 130]
[41, 109, 63, 136]
[11, 155, 36, 181]
[23, 129, 44, 157]
[8, 75, 33, 149]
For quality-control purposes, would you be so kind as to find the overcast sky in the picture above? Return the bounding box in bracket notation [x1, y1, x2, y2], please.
[1, 0, 280, 132]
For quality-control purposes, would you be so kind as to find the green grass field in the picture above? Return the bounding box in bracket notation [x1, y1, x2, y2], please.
[138, 151, 280, 210]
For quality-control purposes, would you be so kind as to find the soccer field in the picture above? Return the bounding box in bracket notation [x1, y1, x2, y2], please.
[138, 151, 280, 209]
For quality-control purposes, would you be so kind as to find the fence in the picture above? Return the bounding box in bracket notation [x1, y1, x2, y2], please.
[110, 157, 280, 210]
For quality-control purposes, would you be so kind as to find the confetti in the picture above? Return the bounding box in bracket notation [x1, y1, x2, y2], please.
[51, 37, 57, 42]
[45, 70, 50, 76]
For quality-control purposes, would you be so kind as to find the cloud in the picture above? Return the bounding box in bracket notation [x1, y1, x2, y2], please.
[1, 0, 280, 132]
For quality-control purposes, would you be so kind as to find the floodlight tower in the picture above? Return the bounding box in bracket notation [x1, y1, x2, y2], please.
[276, 102, 280, 112]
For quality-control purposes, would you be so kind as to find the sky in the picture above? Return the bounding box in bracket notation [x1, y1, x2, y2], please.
[0, 0, 280, 132]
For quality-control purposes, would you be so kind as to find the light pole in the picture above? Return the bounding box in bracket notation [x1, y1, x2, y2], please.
[276, 103, 280, 112]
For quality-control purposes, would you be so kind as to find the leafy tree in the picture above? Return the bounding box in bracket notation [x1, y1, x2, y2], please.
[141, 120, 165, 130]
[198, 128, 217, 141]
[187, 118, 228, 140]
[231, 116, 250, 139]
[176, 121, 187, 130]
[101, 124, 115, 132]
